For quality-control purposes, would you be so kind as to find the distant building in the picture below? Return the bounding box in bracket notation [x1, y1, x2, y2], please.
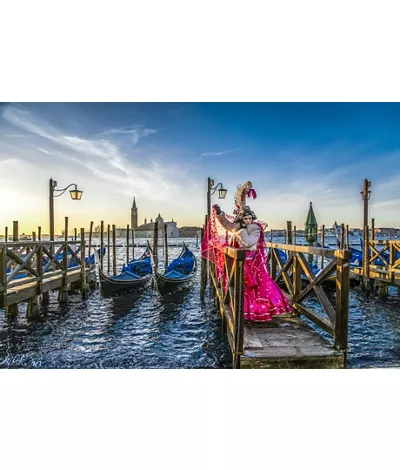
[131, 197, 138, 229]
[179, 226, 202, 237]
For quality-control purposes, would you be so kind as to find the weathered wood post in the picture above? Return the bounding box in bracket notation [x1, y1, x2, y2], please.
[284, 229, 287, 244]
[27, 236, 40, 319]
[334, 249, 352, 366]
[164, 223, 168, 267]
[107, 224, 111, 273]
[58, 216, 69, 303]
[80, 228, 89, 294]
[38, 226, 42, 241]
[340, 223, 345, 250]
[131, 227, 135, 261]
[100, 221, 104, 271]
[200, 215, 208, 301]
[361, 179, 371, 293]
[0, 244, 8, 316]
[345, 224, 349, 249]
[74, 228, 77, 241]
[8, 223, 20, 317]
[88, 221, 93, 266]
[287, 221, 293, 244]
[126, 224, 130, 264]
[153, 220, 159, 264]
[232, 248, 246, 369]
[293, 225, 297, 245]
[371, 218, 375, 241]
[112, 224, 117, 276]
[39, 225, 50, 305]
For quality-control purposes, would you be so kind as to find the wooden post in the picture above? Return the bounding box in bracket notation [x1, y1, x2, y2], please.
[0, 245, 8, 311]
[284, 229, 287, 244]
[13, 221, 19, 242]
[131, 228, 135, 261]
[153, 221, 159, 264]
[164, 223, 168, 267]
[4, 227, 8, 243]
[334, 249, 351, 365]
[286, 221, 293, 244]
[321, 224, 325, 269]
[232, 255, 245, 369]
[345, 224, 349, 249]
[126, 224, 130, 264]
[362, 224, 371, 293]
[38, 226, 42, 241]
[293, 225, 297, 245]
[200, 215, 208, 300]
[88, 221, 93, 267]
[107, 224, 111, 273]
[32, 231, 37, 242]
[270, 229, 273, 243]
[112, 224, 117, 276]
[100, 221, 104, 271]
[292, 255, 302, 305]
[340, 223, 345, 250]
[270, 248, 277, 280]
[74, 228, 77, 241]
[371, 218, 375, 241]
[80, 228, 88, 293]
[58, 216, 69, 303]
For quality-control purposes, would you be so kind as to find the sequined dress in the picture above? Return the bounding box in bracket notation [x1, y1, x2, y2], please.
[202, 210, 291, 322]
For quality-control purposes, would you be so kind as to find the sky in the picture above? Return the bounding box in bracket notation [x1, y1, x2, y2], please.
[1, 102, 400, 235]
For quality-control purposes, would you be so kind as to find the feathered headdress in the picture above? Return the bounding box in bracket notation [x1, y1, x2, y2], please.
[233, 181, 257, 220]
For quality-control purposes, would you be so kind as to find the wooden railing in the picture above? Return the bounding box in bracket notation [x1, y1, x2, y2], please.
[365, 239, 400, 280]
[0, 239, 90, 309]
[208, 246, 245, 369]
[266, 242, 352, 352]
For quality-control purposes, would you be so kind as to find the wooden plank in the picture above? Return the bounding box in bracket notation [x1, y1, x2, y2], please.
[243, 326, 264, 349]
[224, 246, 246, 261]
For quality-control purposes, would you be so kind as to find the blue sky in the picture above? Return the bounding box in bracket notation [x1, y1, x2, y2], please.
[1, 102, 399, 234]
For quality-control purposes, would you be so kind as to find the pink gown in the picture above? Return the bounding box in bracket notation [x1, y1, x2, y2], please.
[202, 210, 291, 322]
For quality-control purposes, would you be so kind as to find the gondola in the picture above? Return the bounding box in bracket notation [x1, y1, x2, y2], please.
[95, 242, 152, 296]
[152, 242, 197, 295]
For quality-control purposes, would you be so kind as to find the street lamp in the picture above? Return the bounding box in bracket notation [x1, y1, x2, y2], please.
[207, 177, 228, 217]
[49, 178, 83, 241]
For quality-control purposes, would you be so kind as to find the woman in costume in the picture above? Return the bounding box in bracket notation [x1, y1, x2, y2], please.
[202, 181, 291, 322]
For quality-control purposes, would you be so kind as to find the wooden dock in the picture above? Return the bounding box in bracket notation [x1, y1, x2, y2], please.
[203, 242, 351, 369]
[241, 316, 344, 369]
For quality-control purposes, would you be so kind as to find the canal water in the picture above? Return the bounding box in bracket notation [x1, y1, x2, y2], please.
[0, 237, 399, 368]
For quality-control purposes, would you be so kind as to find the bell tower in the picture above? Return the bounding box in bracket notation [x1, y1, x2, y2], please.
[131, 197, 138, 228]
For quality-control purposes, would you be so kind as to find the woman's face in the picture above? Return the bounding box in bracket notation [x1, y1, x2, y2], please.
[242, 215, 253, 226]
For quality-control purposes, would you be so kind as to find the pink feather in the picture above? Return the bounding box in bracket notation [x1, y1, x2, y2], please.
[247, 188, 257, 200]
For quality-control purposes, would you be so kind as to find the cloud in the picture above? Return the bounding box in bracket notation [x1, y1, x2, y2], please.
[103, 125, 157, 145]
[201, 148, 237, 157]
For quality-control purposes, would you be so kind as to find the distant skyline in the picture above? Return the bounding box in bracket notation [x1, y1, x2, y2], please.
[1, 102, 400, 234]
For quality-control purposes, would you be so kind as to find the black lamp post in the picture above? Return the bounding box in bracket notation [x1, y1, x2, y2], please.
[360, 179, 371, 290]
[207, 177, 228, 218]
[49, 178, 83, 241]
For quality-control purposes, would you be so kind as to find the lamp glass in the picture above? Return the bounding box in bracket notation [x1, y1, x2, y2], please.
[217, 188, 227, 199]
[70, 189, 83, 200]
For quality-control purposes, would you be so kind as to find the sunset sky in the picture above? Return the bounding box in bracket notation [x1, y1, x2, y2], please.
[1, 102, 400, 235]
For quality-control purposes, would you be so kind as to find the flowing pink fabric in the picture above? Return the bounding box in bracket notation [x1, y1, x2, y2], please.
[202, 210, 291, 322]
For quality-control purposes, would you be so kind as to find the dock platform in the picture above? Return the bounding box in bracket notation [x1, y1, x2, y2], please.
[241, 315, 344, 368]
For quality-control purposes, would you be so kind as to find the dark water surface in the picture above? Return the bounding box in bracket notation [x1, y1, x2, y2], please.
[1, 237, 399, 368]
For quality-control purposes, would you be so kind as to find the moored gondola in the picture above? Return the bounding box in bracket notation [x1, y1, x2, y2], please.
[96, 242, 152, 296]
[152, 242, 197, 295]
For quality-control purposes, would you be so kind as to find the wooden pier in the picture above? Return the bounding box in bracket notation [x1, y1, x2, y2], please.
[203, 242, 351, 369]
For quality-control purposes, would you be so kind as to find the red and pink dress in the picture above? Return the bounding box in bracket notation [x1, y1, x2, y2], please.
[202, 210, 291, 322]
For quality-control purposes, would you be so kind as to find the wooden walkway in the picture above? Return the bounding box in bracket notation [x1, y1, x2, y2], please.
[242, 315, 344, 369]
[203, 241, 351, 369]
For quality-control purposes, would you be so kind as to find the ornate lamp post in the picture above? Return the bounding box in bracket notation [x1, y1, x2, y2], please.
[305, 202, 318, 265]
[360, 179, 371, 291]
[49, 178, 83, 240]
[207, 177, 228, 218]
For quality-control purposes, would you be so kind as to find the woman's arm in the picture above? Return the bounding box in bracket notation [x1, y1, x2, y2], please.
[233, 224, 261, 249]
[215, 211, 239, 232]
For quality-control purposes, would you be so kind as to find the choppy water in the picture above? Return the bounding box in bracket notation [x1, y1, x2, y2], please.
[0, 237, 399, 368]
